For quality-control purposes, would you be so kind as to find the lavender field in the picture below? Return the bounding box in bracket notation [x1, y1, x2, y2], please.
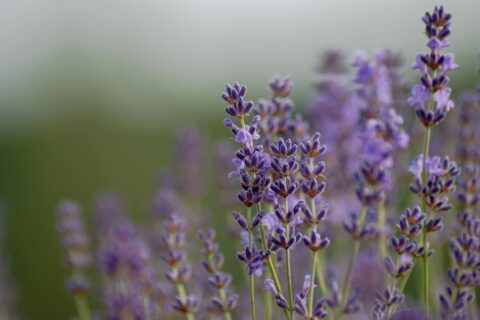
[1, 2, 480, 320]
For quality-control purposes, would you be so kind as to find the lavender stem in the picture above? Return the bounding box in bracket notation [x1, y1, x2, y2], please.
[307, 161, 319, 317]
[284, 188, 295, 320]
[420, 123, 432, 316]
[247, 206, 256, 320]
[377, 201, 387, 260]
[175, 283, 195, 320]
[341, 207, 367, 317]
[315, 258, 328, 295]
[74, 295, 91, 320]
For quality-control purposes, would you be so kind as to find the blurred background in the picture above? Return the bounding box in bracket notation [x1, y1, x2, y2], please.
[0, 0, 479, 318]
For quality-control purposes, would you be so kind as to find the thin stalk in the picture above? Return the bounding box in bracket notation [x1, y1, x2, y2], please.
[315, 257, 328, 295]
[265, 284, 272, 320]
[259, 219, 289, 320]
[340, 207, 367, 316]
[259, 224, 283, 292]
[74, 294, 91, 320]
[285, 229, 294, 320]
[219, 288, 233, 320]
[247, 206, 256, 320]
[284, 188, 294, 320]
[420, 124, 432, 317]
[377, 200, 387, 260]
[307, 192, 319, 317]
[257, 204, 284, 295]
[341, 240, 360, 314]
[176, 283, 195, 320]
[144, 294, 151, 320]
[308, 251, 318, 317]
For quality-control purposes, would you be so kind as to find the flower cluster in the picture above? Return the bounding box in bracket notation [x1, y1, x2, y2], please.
[409, 155, 460, 216]
[99, 217, 157, 320]
[223, 78, 331, 320]
[375, 206, 427, 317]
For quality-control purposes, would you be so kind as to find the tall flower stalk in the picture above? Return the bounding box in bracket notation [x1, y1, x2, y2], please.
[406, 6, 457, 314]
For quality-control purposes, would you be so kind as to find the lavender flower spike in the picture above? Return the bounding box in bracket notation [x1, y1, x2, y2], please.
[56, 200, 92, 320]
[198, 229, 237, 320]
[408, 6, 457, 127]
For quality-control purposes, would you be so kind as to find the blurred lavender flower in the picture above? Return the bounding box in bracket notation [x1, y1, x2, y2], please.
[99, 218, 157, 320]
[172, 126, 205, 199]
[456, 93, 480, 167]
[198, 229, 237, 319]
[160, 213, 197, 319]
[439, 213, 480, 319]
[309, 50, 359, 196]
[354, 52, 393, 118]
[56, 200, 92, 320]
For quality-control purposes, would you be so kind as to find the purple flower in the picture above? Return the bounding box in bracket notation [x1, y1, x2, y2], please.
[434, 87, 454, 112]
[235, 129, 253, 145]
[407, 84, 430, 109]
[408, 155, 448, 180]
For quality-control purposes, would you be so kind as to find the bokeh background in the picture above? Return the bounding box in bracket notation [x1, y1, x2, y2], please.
[1, 0, 479, 318]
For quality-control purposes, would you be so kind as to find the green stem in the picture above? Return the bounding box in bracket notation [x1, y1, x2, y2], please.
[377, 200, 387, 260]
[258, 204, 284, 295]
[176, 283, 195, 320]
[74, 294, 91, 320]
[285, 225, 294, 320]
[283, 190, 294, 320]
[144, 294, 151, 320]
[307, 193, 319, 317]
[308, 252, 318, 317]
[247, 206, 256, 320]
[421, 124, 432, 317]
[340, 207, 367, 316]
[219, 288, 233, 320]
[315, 257, 328, 295]
[265, 284, 272, 320]
[260, 222, 289, 319]
[341, 240, 360, 313]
